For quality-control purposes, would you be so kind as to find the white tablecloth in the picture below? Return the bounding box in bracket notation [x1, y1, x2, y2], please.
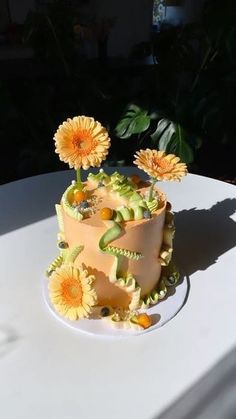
[0, 169, 236, 419]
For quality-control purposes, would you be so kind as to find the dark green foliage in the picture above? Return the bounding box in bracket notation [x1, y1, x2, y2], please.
[115, 108, 194, 163]
[1, 0, 235, 183]
[115, 0, 236, 172]
[115, 105, 151, 139]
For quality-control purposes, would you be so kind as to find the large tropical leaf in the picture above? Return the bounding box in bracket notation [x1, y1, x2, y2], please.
[166, 124, 194, 163]
[151, 118, 176, 148]
[152, 119, 193, 163]
[115, 104, 151, 139]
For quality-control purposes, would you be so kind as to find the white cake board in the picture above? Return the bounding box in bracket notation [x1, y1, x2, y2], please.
[43, 273, 189, 338]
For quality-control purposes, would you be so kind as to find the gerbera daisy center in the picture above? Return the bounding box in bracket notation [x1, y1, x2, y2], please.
[61, 278, 82, 306]
[153, 158, 173, 174]
[72, 130, 96, 156]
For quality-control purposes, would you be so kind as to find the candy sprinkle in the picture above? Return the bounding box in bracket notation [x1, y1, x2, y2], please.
[143, 210, 151, 219]
[58, 241, 69, 249]
[101, 307, 110, 317]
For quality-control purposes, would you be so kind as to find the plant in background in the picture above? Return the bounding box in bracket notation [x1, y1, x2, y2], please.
[1, 0, 235, 183]
[116, 0, 236, 175]
[115, 104, 194, 164]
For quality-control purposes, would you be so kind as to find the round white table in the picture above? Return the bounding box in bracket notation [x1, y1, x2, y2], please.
[0, 169, 236, 419]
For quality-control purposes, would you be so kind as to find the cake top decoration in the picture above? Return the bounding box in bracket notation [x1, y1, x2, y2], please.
[133, 149, 187, 182]
[53, 115, 187, 192]
[54, 115, 111, 191]
[134, 149, 187, 201]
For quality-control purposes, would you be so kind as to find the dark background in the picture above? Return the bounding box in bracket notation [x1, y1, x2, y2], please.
[0, 0, 235, 184]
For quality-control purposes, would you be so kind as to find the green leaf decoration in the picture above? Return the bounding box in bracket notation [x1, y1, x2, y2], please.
[115, 104, 151, 139]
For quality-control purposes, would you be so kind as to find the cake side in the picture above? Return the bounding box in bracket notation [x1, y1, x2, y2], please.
[60, 187, 167, 306]
[48, 170, 176, 314]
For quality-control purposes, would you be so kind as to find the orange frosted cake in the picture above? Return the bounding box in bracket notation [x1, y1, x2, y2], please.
[46, 115, 187, 331]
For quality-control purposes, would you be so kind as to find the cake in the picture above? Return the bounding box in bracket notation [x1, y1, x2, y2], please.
[46, 115, 187, 331]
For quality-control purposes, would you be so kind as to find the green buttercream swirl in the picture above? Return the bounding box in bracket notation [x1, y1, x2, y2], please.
[46, 255, 64, 277]
[98, 220, 142, 310]
[110, 173, 137, 199]
[87, 170, 110, 185]
[46, 246, 84, 277]
[62, 184, 83, 221]
[99, 220, 143, 260]
[139, 264, 180, 308]
[145, 198, 159, 213]
[110, 171, 126, 185]
[140, 279, 167, 308]
[88, 170, 159, 220]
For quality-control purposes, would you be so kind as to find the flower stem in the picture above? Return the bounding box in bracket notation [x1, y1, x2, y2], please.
[148, 178, 156, 201]
[76, 168, 83, 191]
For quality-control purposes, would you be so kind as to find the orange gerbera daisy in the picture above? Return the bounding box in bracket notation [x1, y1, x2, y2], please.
[54, 116, 110, 170]
[48, 264, 97, 321]
[134, 149, 187, 181]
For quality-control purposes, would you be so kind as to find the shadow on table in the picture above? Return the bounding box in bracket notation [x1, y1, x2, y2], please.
[154, 345, 236, 419]
[0, 171, 74, 235]
[0, 325, 20, 360]
[174, 198, 236, 277]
